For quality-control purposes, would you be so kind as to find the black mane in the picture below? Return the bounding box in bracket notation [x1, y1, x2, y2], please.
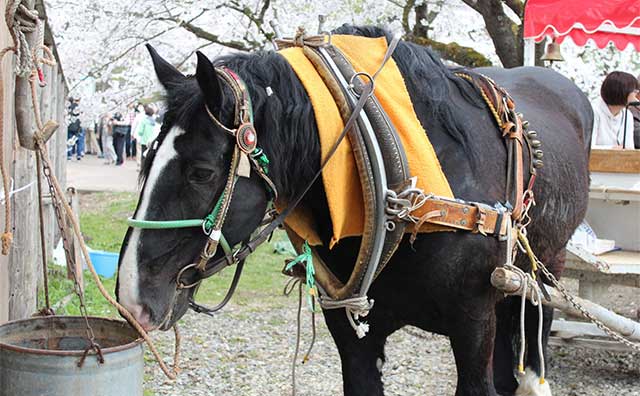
[141, 25, 483, 196]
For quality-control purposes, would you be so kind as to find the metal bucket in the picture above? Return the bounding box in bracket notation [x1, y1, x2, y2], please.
[0, 316, 143, 396]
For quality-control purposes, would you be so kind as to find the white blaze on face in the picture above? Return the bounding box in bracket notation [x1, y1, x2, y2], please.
[118, 126, 186, 316]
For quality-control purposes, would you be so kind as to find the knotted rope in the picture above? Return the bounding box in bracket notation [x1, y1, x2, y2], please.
[0, 0, 56, 255]
[503, 263, 546, 384]
[274, 26, 328, 49]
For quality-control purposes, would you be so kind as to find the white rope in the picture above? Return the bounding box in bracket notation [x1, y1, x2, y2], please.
[320, 296, 374, 338]
[0, 178, 35, 205]
[504, 263, 546, 384]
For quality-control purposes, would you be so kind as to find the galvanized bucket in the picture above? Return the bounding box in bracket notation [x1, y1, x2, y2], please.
[0, 316, 144, 396]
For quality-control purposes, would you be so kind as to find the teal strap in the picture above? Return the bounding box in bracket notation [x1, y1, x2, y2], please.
[126, 218, 203, 229]
[126, 217, 233, 256]
[285, 241, 319, 311]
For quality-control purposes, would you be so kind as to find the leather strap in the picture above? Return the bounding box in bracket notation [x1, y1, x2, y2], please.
[416, 198, 509, 236]
[455, 72, 531, 222]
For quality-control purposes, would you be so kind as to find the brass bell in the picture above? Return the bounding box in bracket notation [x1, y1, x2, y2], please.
[531, 139, 542, 149]
[541, 39, 564, 63]
[522, 120, 530, 129]
[527, 130, 538, 138]
[533, 159, 544, 169]
[534, 150, 544, 159]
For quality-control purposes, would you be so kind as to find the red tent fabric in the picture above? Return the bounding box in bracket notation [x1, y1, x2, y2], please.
[524, 0, 640, 50]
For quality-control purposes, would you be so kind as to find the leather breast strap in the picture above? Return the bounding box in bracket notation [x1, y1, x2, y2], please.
[455, 72, 529, 221]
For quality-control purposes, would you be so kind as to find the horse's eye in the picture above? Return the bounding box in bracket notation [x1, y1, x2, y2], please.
[188, 167, 215, 184]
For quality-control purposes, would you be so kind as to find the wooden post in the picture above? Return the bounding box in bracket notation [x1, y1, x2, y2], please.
[491, 267, 640, 342]
[8, 147, 38, 320]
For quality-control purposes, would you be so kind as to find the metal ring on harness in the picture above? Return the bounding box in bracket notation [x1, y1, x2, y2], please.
[349, 71, 375, 99]
[318, 31, 332, 46]
[176, 263, 200, 289]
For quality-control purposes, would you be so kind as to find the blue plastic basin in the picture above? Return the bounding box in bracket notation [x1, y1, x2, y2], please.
[89, 251, 119, 278]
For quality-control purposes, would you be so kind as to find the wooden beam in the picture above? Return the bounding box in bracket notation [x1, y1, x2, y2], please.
[549, 336, 635, 353]
[589, 149, 640, 173]
[491, 267, 640, 342]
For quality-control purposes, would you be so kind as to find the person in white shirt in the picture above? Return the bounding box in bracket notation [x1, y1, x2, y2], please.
[591, 71, 639, 150]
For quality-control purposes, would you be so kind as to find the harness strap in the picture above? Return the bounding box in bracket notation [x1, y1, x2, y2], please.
[455, 71, 532, 222]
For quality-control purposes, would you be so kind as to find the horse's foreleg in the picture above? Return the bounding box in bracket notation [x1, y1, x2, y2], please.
[494, 298, 519, 396]
[449, 303, 499, 396]
[323, 308, 391, 396]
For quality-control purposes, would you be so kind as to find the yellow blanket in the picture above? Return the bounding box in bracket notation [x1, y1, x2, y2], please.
[279, 35, 453, 247]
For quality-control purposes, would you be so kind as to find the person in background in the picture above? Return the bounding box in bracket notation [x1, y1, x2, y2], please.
[85, 125, 100, 155]
[66, 97, 82, 160]
[95, 119, 104, 157]
[131, 103, 145, 167]
[100, 113, 117, 164]
[134, 104, 157, 167]
[125, 103, 136, 160]
[591, 71, 638, 149]
[111, 112, 129, 166]
[629, 74, 640, 149]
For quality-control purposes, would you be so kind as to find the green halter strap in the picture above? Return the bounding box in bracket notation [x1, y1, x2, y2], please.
[126, 192, 232, 256]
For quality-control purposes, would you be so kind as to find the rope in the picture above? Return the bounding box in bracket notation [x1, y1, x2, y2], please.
[36, 153, 51, 312]
[319, 296, 374, 339]
[516, 229, 640, 354]
[0, 0, 57, 254]
[34, 139, 182, 379]
[0, 47, 15, 254]
[504, 263, 545, 384]
[283, 276, 319, 396]
[274, 26, 328, 49]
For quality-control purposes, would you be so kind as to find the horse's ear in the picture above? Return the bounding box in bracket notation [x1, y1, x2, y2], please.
[195, 51, 222, 112]
[146, 44, 185, 89]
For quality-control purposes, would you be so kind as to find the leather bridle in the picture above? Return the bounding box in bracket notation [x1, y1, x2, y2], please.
[127, 66, 278, 312]
[126, 60, 377, 315]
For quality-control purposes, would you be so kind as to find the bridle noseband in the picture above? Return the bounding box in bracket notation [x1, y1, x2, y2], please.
[127, 66, 277, 302]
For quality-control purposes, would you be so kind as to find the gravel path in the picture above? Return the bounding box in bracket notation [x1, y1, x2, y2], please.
[143, 294, 639, 396]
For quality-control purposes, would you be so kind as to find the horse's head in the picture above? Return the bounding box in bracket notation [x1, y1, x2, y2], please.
[116, 46, 270, 331]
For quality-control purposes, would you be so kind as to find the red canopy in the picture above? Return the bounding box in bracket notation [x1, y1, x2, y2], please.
[524, 0, 640, 50]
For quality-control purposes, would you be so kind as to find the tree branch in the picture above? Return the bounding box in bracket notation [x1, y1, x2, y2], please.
[401, 0, 415, 35]
[155, 16, 254, 51]
[504, 0, 524, 17]
[461, 0, 522, 67]
[409, 36, 492, 67]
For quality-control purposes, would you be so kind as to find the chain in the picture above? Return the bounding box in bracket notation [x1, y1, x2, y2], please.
[38, 148, 104, 365]
[35, 153, 53, 315]
[518, 235, 640, 353]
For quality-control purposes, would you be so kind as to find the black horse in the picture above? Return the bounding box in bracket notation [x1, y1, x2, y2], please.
[116, 26, 591, 396]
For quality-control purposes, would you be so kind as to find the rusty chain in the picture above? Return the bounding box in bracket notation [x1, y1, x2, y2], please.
[38, 148, 104, 365]
[536, 260, 640, 353]
[35, 153, 52, 315]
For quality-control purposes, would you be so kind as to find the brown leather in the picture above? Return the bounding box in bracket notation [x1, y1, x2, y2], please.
[320, 45, 411, 281]
[416, 198, 509, 237]
[456, 71, 529, 223]
[302, 47, 380, 300]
